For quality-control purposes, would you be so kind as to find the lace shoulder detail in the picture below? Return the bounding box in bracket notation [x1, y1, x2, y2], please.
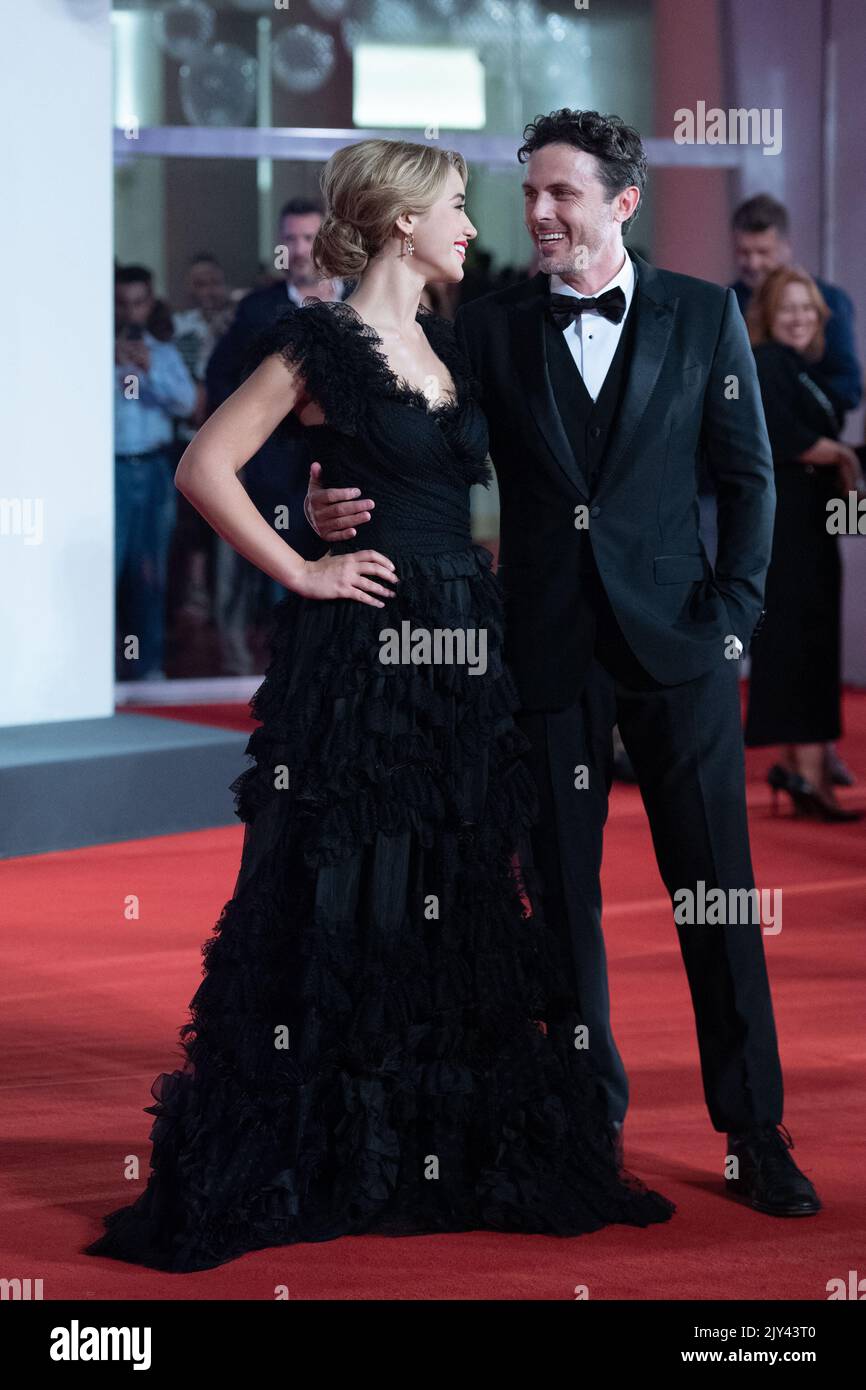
[313, 300, 476, 418]
[243, 299, 483, 443]
[243, 300, 374, 435]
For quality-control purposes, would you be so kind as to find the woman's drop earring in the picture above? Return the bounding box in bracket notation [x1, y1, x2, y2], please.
[405, 233, 415, 257]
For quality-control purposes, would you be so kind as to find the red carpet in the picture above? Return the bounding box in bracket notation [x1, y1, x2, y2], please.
[3, 695, 864, 1300]
[118, 701, 255, 732]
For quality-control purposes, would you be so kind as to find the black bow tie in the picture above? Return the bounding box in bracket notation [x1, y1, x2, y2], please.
[548, 286, 627, 329]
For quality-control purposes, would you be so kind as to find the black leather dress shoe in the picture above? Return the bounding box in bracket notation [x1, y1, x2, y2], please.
[726, 1124, 821, 1216]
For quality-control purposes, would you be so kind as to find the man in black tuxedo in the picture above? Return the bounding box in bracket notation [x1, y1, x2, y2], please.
[306, 111, 819, 1217]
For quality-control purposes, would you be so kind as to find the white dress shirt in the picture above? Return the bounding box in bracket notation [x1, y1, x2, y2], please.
[549, 252, 635, 401]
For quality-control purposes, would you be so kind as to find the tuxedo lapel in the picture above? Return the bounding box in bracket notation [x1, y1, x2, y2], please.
[597, 252, 676, 495]
[509, 274, 591, 496]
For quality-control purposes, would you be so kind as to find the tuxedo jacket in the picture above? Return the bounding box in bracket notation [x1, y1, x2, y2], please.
[455, 250, 776, 711]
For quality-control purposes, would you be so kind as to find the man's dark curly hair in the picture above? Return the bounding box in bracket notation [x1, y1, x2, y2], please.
[517, 109, 647, 236]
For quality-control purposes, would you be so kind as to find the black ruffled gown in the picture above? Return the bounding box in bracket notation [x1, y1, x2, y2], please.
[84, 300, 673, 1272]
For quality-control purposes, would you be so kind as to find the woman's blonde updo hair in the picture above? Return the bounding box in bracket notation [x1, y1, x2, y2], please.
[313, 138, 468, 280]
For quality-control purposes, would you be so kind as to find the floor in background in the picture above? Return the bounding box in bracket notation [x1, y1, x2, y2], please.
[2, 694, 864, 1299]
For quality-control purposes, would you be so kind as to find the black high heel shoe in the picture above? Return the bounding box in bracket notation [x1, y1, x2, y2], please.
[767, 764, 862, 822]
[826, 748, 856, 787]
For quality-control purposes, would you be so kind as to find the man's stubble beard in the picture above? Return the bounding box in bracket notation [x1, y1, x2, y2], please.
[541, 228, 607, 280]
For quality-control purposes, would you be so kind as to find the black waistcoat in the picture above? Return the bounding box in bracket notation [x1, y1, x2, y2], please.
[542, 288, 638, 496]
[541, 289, 639, 607]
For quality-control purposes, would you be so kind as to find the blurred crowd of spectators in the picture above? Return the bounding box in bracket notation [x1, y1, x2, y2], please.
[115, 188, 863, 816]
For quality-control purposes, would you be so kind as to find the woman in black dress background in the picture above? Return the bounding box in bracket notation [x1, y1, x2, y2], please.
[745, 267, 863, 820]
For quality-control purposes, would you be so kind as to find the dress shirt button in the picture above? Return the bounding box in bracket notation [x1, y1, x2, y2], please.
[590, 505, 602, 518]
[590, 426, 602, 438]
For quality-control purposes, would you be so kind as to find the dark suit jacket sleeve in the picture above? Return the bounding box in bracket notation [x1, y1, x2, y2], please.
[810, 283, 862, 415]
[700, 287, 776, 650]
[205, 297, 256, 412]
[455, 302, 498, 461]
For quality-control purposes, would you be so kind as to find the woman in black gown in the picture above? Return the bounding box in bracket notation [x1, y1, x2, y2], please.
[744, 267, 863, 821]
[84, 138, 673, 1273]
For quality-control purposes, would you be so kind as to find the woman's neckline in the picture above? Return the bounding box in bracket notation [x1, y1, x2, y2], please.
[302, 296, 460, 415]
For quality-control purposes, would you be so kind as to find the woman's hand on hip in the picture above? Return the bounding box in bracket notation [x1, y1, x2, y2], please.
[295, 550, 398, 607]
